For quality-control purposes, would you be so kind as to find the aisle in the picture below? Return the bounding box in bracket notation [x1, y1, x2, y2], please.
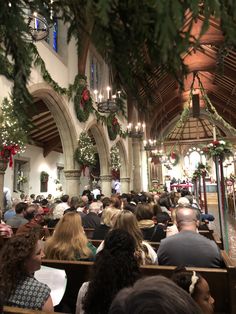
[207, 204, 236, 264]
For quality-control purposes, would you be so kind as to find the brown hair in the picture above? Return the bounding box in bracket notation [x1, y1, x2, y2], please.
[44, 212, 92, 260]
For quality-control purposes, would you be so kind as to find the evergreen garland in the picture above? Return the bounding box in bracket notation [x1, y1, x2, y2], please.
[74, 131, 96, 166]
[110, 145, 121, 171]
[0, 98, 27, 151]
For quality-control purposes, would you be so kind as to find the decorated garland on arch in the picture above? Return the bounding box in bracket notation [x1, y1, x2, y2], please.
[74, 131, 96, 174]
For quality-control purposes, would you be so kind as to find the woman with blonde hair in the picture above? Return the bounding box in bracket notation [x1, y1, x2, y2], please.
[93, 206, 120, 240]
[96, 210, 157, 265]
[44, 212, 96, 260]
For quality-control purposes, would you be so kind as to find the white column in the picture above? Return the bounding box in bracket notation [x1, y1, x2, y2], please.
[100, 174, 112, 196]
[120, 177, 130, 193]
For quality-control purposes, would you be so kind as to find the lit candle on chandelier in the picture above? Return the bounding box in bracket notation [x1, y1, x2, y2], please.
[94, 90, 98, 102]
[106, 86, 111, 99]
[213, 125, 216, 141]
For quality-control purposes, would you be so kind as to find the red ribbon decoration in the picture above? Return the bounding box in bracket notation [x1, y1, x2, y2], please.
[0, 144, 19, 168]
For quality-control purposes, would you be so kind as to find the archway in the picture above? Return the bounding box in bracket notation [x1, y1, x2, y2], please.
[28, 83, 80, 195]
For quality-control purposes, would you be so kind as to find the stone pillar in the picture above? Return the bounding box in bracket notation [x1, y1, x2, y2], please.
[156, 164, 163, 184]
[64, 169, 81, 196]
[100, 174, 112, 197]
[132, 138, 142, 192]
[0, 158, 8, 210]
[120, 177, 130, 193]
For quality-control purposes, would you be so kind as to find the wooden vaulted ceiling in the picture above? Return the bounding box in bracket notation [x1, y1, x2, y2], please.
[28, 99, 62, 156]
[142, 15, 236, 142]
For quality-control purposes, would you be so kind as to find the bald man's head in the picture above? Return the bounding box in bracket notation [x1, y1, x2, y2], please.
[175, 207, 198, 231]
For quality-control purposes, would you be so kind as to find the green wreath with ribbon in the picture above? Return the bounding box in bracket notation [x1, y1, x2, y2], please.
[107, 115, 120, 141]
[168, 151, 180, 166]
[69, 75, 94, 123]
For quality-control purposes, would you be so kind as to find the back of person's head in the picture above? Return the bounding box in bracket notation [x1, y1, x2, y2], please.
[156, 212, 170, 225]
[135, 203, 154, 221]
[15, 202, 28, 214]
[41, 198, 48, 207]
[172, 267, 214, 314]
[0, 230, 40, 301]
[109, 275, 202, 314]
[110, 196, 121, 209]
[101, 207, 120, 227]
[89, 201, 101, 214]
[102, 197, 111, 209]
[61, 194, 69, 203]
[83, 229, 140, 314]
[113, 210, 143, 245]
[44, 212, 91, 260]
[176, 207, 198, 231]
[69, 196, 80, 208]
[181, 189, 191, 197]
[177, 197, 190, 206]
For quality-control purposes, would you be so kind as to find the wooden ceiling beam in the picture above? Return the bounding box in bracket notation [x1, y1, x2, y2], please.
[43, 135, 62, 158]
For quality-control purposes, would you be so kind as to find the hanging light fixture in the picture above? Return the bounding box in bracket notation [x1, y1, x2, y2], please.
[143, 139, 158, 151]
[127, 122, 145, 138]
[20, 0, 55, 42]
[94, 87, 120, 113]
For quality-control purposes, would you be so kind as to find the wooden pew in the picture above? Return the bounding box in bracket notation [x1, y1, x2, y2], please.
[42, 250, 236, 314]
[3, 306, 65, 314]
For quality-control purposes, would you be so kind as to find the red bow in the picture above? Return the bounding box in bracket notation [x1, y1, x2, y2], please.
[0, 144, 19, 168]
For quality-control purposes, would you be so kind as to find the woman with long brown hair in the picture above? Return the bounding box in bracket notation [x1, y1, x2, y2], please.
[44, 212, 96, 260]
[96, 210, 157, 265]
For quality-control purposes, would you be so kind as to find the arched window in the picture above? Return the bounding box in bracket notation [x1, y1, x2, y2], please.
[184, 148, 206, 172]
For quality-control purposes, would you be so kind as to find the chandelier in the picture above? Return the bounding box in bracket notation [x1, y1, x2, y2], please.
[127, 122, 145, 138]
[94, 87, 120, 113]
[143, 139, 158, 151]
[27, 12, 50, 41]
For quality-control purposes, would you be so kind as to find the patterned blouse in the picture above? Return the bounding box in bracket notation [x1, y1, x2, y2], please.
[7, 276, 51, 310]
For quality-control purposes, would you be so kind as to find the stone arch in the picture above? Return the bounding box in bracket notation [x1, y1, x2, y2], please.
[28, 83, 78, 170]
[112, 138, 129, 179]
[113, 138, 130, 193]
[85, 120, 110, 176]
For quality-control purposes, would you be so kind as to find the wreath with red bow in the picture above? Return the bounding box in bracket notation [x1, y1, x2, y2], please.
[107, 115, 120, 140]
[69, 75, 94, 123]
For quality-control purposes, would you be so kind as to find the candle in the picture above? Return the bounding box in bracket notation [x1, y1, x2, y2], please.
[33, 12, 37, 30]
[127, 123, 132, 131]
[106, 86, 111, 99]
[213, 125, 216, 141]
[98, 94, 103, 103]
[94, 90, 98, 102]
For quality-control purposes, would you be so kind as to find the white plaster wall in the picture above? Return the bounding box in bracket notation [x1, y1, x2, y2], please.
[4, 144, 64, 197]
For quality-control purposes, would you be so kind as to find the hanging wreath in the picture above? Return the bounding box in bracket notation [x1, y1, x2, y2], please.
[40, 171, 49, 183]
[69, 75, 94, 123]
[107, 115, 120, 141]
[168, 151, 180, 167]
[74, 132, 96, 173]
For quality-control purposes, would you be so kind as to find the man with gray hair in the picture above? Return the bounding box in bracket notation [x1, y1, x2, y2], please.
[157, 207, 223, 267]
[82, 201, 101, 229]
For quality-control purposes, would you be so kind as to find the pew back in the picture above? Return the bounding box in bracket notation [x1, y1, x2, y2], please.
[42, 252, 236, 314]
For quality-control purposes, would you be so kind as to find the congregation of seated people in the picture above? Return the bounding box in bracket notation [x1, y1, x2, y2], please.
[0, 188, 226, 313]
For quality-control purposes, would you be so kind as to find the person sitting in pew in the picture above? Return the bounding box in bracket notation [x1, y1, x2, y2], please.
[172, 267, 214, 314]
[157, 207, 224, 267]
[0, 230, 54, 312]
[92, 207, 120, 240]
[76, 229, 140, 314]
[109, 275, 202, 314]
[135, 203, 167, 242]
[96, 210, 157, 265]
[44, 212, 96, 261]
